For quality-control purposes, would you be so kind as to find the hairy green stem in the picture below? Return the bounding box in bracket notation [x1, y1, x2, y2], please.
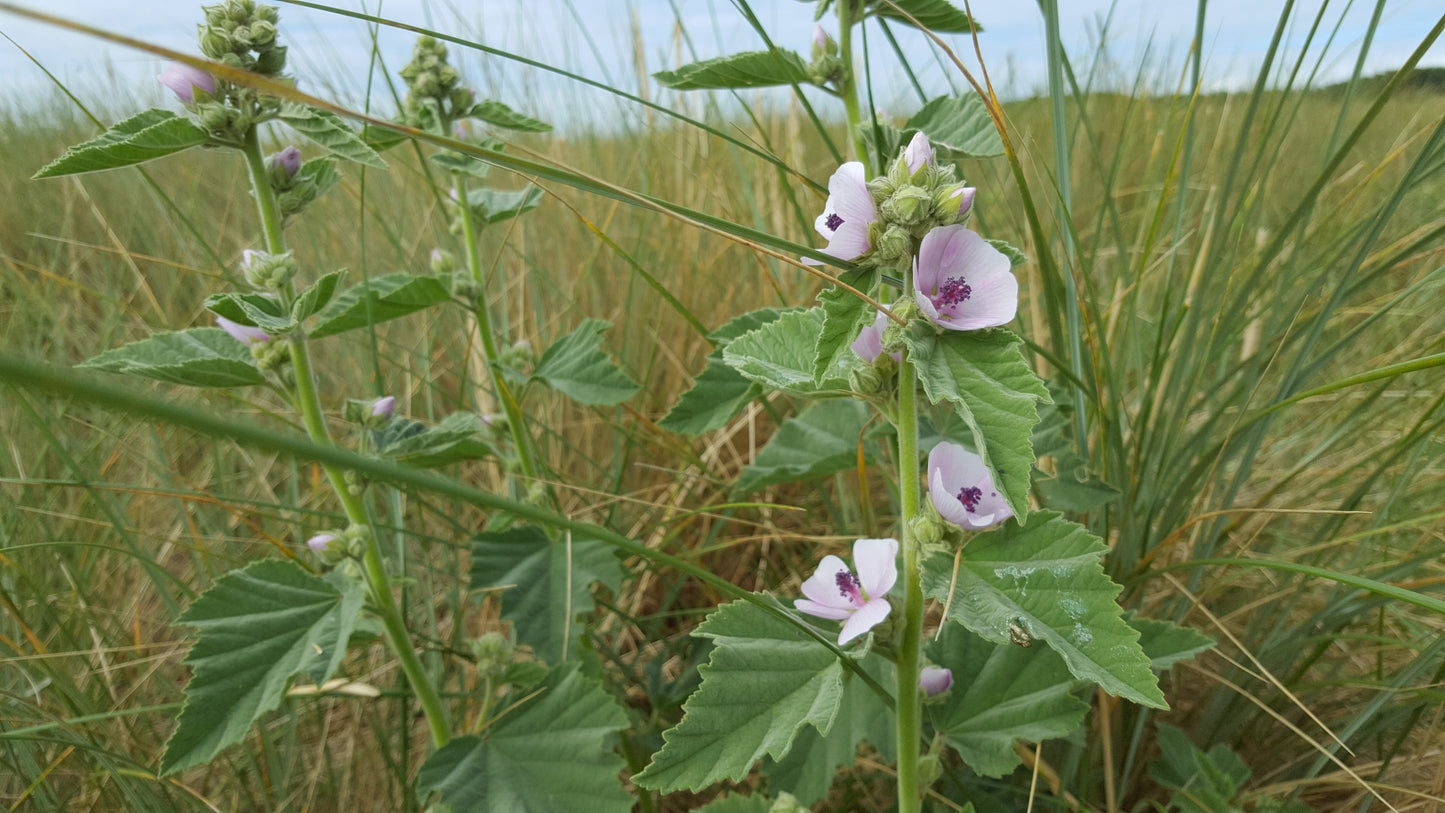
[453, 172, 543, 490]
[836, 0, 870, 170]
[241, 129, 452, 748]
[894, 264, 924, 812]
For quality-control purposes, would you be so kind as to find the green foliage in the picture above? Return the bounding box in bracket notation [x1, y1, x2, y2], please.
[869, 0, 980, 33]
[277, 102, 386, 168]
[464, 185, 545, 224]
[763, 657, 895, 805]
[635, 599, 847, 793]
[696, 795, 773, 813]
[374, 412, 496, 468]
[416, 664, 632, 812]
[531, 319, 640, 406]
[925, 623, 1088, 777]
[902, 325, 1050, 519]
[290, 270, 346, 322]
[812, 269, 873, 386]
[660, 307, 796, 435]
[653, 50, 811, 90]
[308, 273, 454, 338]
[32, 109, 208, 179]
[1148, 724, 1252, 813]
[463, 99, 553, 132]
[733, 400, 877, 494]
[205, 291, 294, 331]
[79, 328, 266, 388]
[469, 524, 623, 663]
[905, 94, 1004, 159]
[921, 512, 1166, 708]
[160, 561, 364, 774]
[1126, 613, 1216, 671]
[723, 307, 848, 395]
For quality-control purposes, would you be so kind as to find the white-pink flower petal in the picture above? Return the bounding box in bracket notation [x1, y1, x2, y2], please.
[853, 537, 899, 599]
[904, 132, 935, 173]
[798, 555, 857, 611]
[838, 598, 890, 645]
[928, 441, 1011, 530]
[913, 226, 1018, 331]
[811, 162, 877, 262]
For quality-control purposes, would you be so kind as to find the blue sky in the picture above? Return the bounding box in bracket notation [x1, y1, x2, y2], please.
[1, 1, 1440, 128]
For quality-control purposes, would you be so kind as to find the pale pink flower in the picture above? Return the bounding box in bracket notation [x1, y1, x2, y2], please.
[913, 226, 1017, 331]
[903, 132, 934, 173]
[920, 667, 953, 697]
[306, 533, 336, 553]
[809, 162, 877, 263]
[270, 145, 302, 177]
[157, 62, 216, 104]
[796, 538, 898, 645]
[216, 316, 269, 345]
[851, 305, 900, 364]
[928, 441, 1011, 530]
[371, 396, 396, 419]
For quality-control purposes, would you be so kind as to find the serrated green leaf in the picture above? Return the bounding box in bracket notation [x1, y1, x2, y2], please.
[905, 94, 1004, 159]
[634, 599, 847, 792]
[361, 123, 410, 152]
[293, 157, 341, 204]
[465, 185, 544, 224]
[764, 657, 895, 805]
[734, 400, 877, 495]
[654, 50, 812, 90]
[531, 319, 639, 406]
[469, 525, 623, 663]
[292, 270, 346, 322]
[870, 0, 981, 33]
[160, 560, 363, 774]
[1125, 613, 1215, 671]
[986, 239, 1027, 268]
[902, 326, 1049, 519]
[813, 268, 873, 386]
[925, 623, 1088, 777]
[33, 109, 208, 179]
[278, 102, 386, 168]
[79, 328, 266, 388]
[921, 512, 1166, 708]
[1033, 467, 1121, 513]
[205, 292, 293, 332]
[309, 273, 453, 339]
[464, 99, 552, 132]
[1149, 723, 1251, 813]
[377, 412, 495, 469]
[724, 308, 848, 396]
[416, 664, 631, 812]
[659, 308, 797, 435]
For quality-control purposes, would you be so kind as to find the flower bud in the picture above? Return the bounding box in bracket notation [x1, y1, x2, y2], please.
[881, 186, 932, 228]
[216, 315, 268, 345]
[255, 4, 279, 23]
[370, 395, 396, 420]
[848, 363, 883, 396]
[430, 249, 457, 275]
[249, 19, 278, 46]
[468, 632, 515, 678]
[903, 132, 935, 175]
[198, 26, 232, 59]
[253, 44, 287, 75]
[157, 62, 216, 104]
[269, 145, 302, 181]
[920, 666, 953, 697]
[874, 224, 914, 269]
[240, 249, 297, 289]
[204, 4, 228, 26]
[769, 793, 810, 813]
[908, 512, 946, 549]
[932, 184, 975, 222]
[306, 533, 335, 553]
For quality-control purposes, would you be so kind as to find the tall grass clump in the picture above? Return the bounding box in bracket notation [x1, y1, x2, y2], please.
[0, 0, 1442, 811]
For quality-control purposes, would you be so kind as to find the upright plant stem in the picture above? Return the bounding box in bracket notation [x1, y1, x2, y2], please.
[453, 173, 542, 489]
[241, 129, 451, 748]
[894, 264, 924, 813]
[836, 0, 869, 169]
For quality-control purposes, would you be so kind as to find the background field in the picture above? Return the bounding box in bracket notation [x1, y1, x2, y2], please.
[1, 5, 1444, 811]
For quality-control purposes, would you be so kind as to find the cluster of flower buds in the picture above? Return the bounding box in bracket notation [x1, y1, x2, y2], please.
[217, 315, 292, 378]
[239, 248, 298, 290]
[468, 632, 515, 680]
[399, 36, 473, 131]
[342, 395, 398, 429]
[806, 25, 845, 88]
[305, 523, 371, 564]
[198, 0, 286, 77]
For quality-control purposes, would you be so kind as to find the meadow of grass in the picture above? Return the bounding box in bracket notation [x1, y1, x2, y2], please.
[1, 3, 1444, 811]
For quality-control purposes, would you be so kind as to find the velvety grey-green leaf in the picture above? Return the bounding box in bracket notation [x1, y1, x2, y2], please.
[204, 292, 293, 332]
[292, 270, 346, 322]
[429, 150, 492, 179]
[79, 328, 266, 388]
[308, 273, 453, 338]
[764, 658, 895, 805]
[278, 102, 386, 168]
[1033, 467, 1122, 513]
[925, 623, 1088, 777]
[416, 664, 631, 812]
[921, 512, 1166, 708]
[902, 325, 1049, 519]
[871, 0, 980, 33]
[531, 319, 639, 406]
[377, 412, 495, 469]
[1149, 723, 1251, 813]
[361, 123, 410, 152]
[464, 99, 553, 132]
[659, 308, 796, 435]
[905, 94, 1003, 159]
[294, 156, 341, 203]
[724, 308, 848, 395]
[653, 50, 811, 90]
[33, 109, 208, 179]
[160, 560, 363, 774]
[813, 268, 873, 386]
[634, 599, 846, 792]
[1126, 613, 1216, 671]
[469, 525, 623, 663]
[733, 400, 876, 495]
[465, 186, 544, 224]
